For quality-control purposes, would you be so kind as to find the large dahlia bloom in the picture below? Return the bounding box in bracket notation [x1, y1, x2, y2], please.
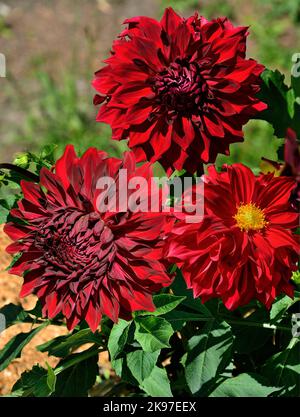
[4, 146, 173, 331]
[92, 7, 266, 174]
[166, 164, 299, 309]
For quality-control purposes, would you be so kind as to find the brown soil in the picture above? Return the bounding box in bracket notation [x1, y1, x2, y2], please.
[0, 226, 67, 395]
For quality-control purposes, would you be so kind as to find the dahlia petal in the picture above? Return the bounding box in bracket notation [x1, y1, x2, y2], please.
[4, 223, 33, 241]
[20, 269, 43, 297]
[267, 211, 299, 228]
[99, 286, 120, 323]
[228, 163, 255, 204]
[265, 227, 300, 251]
[203, 114, 225, 137]
[258, 176, 297, 213]
[126, 103, 154, 127]
[85, 298, 102, 332]
[160, 7, 183, 36]
[122, 16, 162, 44]
[66, 314, 81, 331]
[111, 83, 154, 108]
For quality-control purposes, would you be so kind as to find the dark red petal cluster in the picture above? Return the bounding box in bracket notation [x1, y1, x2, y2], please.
[4, 146, 173, 331]
[92, 7, 266, 175]
[166, 164, 300, 310]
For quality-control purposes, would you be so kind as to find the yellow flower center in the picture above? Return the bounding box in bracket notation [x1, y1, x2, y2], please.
[234, 202, 267, 232]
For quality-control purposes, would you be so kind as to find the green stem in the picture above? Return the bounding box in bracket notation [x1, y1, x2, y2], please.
[180, 315, 291, 332]
[0, 163, 39, 182]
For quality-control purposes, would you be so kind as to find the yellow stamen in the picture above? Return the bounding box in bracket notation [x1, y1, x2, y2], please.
[234, 202, 268, 232]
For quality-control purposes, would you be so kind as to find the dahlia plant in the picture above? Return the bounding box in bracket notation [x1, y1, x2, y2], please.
[0, 7, 299, 398]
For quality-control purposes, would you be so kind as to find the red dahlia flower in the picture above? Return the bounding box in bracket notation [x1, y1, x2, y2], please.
[4, 146, 173, 331]
[92, 7, 266, 175]
[166, 164, 299, 310]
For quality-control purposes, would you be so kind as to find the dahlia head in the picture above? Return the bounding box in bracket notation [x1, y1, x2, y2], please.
[166, 163, 300, 310]
[93, 7, 266, 175]
[4, 146, 174, 331]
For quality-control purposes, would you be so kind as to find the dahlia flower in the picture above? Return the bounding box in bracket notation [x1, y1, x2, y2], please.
[166, 163, 299, 309]
[93, 7, 266, 174]
[4, 146, 173, 331]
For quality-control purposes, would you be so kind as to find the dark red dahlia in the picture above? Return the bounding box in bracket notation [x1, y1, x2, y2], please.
[4, 146, 173, 331]
[166, 164, 300, 310]
[92, 7, 266, 175]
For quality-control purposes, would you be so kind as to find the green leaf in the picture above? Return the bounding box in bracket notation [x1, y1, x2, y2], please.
[53, 353, 99, 397]
[134, 316, 173, 352]
[12, 366, 52, 397]
[232, 309, 273, 354]
[171, 269, 215, 317]
[37, 328, 103, 357]
[185, 320, 233, 395]
[0, 304, 28, 328]
[0, 324, 47, 371]
[164, 310, 212, 331]
[256, 69, 290, 137]
[209, 373, 277, 397]
[108, 319, 131, 361]
[126, 350, 160, 385]
[262, 337, 300, 396]
[291, 68, 300, 99]
[270, 294, 299, 323]
[137, 294, 186, 317]
[46, 362, 56, 393]
[141, 366, 172, 397]
[0, 194, 18, 224]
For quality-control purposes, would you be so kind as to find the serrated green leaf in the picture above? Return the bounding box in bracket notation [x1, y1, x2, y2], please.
[53, 353, 99, 397]
[37, 328, 103, 357]
[108, 319, 131, 361]
[185, 320, 233, 395]
[137, 294, 186, 317]
[270, 294, 299, 323]
[209, 373, 277, 397]
[126, 350, 160, 385]
[134, 316, 173, 352]
[0, 194, 18, 224]
[256, 69, 290, 137]
[141, 366, 172, 397]
[12, 366, 52, 397]
[232, 309, 273, 354]
[262, 337, 300, 396]
[0, 324, 47, 371]
[46, 362, 56, 393]
[171, 269, 214, 317]
[164, 310, 212, 331]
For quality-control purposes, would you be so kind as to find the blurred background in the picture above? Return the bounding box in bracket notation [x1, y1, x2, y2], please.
[0, 0, 299, 170]
[0, 0, 299, 396]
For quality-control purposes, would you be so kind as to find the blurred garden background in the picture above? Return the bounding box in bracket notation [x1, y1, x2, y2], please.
[0, 0, 299, 395]
[0, 0, 299, 170]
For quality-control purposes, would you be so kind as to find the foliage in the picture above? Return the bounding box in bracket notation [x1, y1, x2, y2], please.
[0, 0, 299, 399]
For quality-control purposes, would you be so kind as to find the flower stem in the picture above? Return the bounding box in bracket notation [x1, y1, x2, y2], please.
[184, 315, 291, 332]
[0, 163, 39, 182]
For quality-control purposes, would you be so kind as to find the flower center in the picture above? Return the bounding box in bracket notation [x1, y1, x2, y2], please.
[152, 60, 207, 118]
[234, 203, 267, 232]
[34, 210, 115, 273]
